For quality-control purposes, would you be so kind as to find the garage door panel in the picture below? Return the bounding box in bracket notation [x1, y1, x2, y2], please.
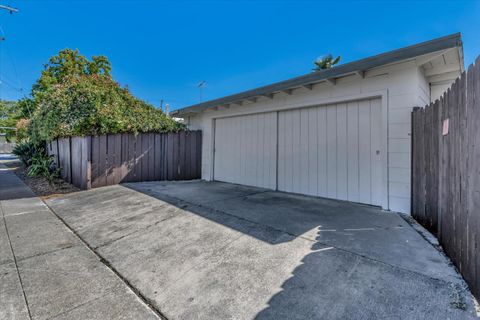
[292, 110, 301, 193]
[307, 107, 318, 196]
[246, 115, 256, 184]
[214, 113, 277, 189]
[336, 103, 348, 201]
[317, 107, 328, 198]
[278, 111, 291, 191]
[278, 98, 384, 207]
[299, 108, 309, 195]
[358, 99, 372, 204]
[326, 105, 337, 198]
[370, 98, 383, 206]
[347, 101, 360, 203]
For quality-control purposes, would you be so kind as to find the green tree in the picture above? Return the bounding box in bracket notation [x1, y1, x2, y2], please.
[313, 54, 341, 71]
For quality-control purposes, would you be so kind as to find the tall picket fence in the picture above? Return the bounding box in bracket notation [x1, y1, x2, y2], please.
[411, 57, 480, 300]
[47, 131, 202, 190]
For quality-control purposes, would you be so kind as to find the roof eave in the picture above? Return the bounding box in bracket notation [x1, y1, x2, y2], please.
[172, 33, 462, 117]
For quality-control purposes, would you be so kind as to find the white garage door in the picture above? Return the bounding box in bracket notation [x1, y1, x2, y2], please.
[213, 98, 386, 207]
[214, 112, 277, 189]
[278, 98, 385, 206]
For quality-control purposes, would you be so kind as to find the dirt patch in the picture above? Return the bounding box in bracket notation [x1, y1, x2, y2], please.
[3, 160, 79, 197]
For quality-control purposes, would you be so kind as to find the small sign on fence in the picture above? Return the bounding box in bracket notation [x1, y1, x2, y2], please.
[442, 118, 449, 136]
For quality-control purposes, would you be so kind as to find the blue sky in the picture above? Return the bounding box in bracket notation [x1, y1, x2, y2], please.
[0, 0, 479, 111]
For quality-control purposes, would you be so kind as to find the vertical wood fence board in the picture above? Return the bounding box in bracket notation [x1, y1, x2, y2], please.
[179, 131, 186, 180]
[92, 136, 99, 187]
[106, 135, 115, 186]
[145, 133, 152, 181]
[134, 134, 142, 182]
[80, 137, 90, 190]
[167, 133, 173, 180]
[99, 135, 108, 187]
[185, 132, 192, 179]
[118, 134, 128, 183]
[153, 134, 161, 180]
[458, 73, 467, 273]
[70, 137, 81, 188]
[411, 108, 419, 219]
[465, 63, 476, 289]
[163, 134, 168, 180]
[147, 133, 155, 181]
[192, 131, 199, 179]
[432, 99, 440, 232]
[140, 133, 147, 181]
[174, 133, 181, 180]
[65, 138, 70, 183]
[198, 132, 202, 179]
[453, 79, 461, 266]
[424, 105, 433, 230]
[85, 136, 92, 189]
[126, 134, 135, 182]
[444, 86, 452, 255]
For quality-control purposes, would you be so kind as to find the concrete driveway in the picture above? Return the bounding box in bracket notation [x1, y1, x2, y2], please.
[45, 181, 477, 320]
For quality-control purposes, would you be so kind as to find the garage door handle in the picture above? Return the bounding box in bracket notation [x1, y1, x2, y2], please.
[376, 150, 380, 155]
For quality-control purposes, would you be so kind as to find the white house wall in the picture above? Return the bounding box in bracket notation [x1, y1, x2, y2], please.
[188, 60, 425, 214]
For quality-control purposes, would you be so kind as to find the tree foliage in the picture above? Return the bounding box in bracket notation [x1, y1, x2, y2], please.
[26, 49, 182, 142]
[32, 49, 111, 94]
[313, 54, 341, 71]
[0, 100, 19, 142]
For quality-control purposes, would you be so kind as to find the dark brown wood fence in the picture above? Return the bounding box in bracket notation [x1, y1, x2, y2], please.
[47, 131, 202, 190]
[412, 57, 479, 300]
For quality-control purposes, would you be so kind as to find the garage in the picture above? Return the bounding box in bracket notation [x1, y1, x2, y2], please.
[213, 98, 386, 207]
[173, 33, 464, 213]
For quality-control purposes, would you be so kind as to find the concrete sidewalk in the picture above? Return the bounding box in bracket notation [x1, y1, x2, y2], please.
[0, 163, 160, 320]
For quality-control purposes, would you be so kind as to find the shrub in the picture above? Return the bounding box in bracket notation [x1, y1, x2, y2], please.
[27, 152, 59, 184]
[29, 75, 182, 141]
[12, 140, 43, 166]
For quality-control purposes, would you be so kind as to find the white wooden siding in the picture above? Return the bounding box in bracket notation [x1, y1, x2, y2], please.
[277, 98, 383, 206]
[214, 112, 277, 189]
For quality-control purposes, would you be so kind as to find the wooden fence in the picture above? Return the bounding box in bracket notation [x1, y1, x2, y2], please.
[47, 131, 202, 190]
[412, 57, 479, 300]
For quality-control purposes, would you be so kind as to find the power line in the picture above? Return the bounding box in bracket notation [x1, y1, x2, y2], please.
[0, 77, 23, 92]
[0, 5, 18, 14]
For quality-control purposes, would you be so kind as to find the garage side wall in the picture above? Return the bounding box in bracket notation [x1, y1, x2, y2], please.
[188, 61, 425, 214]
